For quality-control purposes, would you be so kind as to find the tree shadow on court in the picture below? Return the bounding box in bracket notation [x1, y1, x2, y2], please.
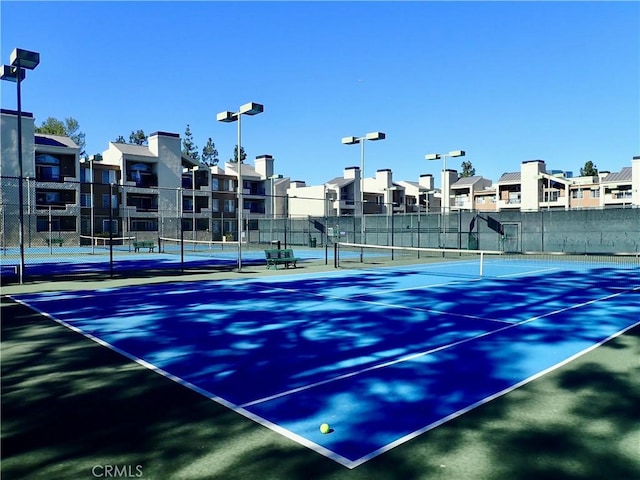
[2, 264, 639, 479]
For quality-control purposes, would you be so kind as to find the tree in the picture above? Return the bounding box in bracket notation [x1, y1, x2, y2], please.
[201, 137, 219, 166]
[129, 130, 148, 146]
[460, 160, 476, 178]
[35, 116, 86, 157]
[229, 145, 247, 163]
[580, 160, 598, 176]
[182, 124, 200, 162]
[113, 135, 127, 143]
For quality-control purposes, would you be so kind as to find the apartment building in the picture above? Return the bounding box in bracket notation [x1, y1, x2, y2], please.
[450, 175, 493, 212]
[1, 109, 81, 246]
[490, 159, 640, 212]
[1, 108, 638, 250]
[1, 110, 287, 244]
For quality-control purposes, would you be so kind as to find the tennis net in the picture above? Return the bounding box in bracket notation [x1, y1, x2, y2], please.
[159, 237, 239, 259]
[79, 235, 136, 250]
[335, 242, 640, 280]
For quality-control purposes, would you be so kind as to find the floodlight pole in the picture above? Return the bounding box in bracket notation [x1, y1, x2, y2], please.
[16, 63, 25, 281]
[268, 174, 283, 243]
[1, 49, 40, 284]
[81, 154, 102, 253]
[217, 102, 264, 272]
[425, 150, 465, 248]
[341, 131, 386, 248]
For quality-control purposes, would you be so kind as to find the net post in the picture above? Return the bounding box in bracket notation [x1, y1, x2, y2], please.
[480, 251, 484, 277]
[334, 242, 338, 268]
[180, 225, 184, 273]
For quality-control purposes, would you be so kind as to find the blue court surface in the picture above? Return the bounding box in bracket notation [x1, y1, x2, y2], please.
[10, 258, 640, 468]
[0, 246, 325, 278]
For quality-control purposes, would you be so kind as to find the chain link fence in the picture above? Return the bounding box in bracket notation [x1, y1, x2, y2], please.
[1, 175, 639, 283]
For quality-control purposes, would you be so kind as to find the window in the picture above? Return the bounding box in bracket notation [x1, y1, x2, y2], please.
[35, 154, 61, 181]
[128, 194, 157, 211]
[36, 165, 61, 182]
[224, 199, 235, 212]
[102, 194, 118, 208]
[227, 179, 235, 191]
[81, 167, 92, 183]
[102, 170, 116, 184]
[196, 218, 209, 231]
[130, 219, 158, 232]
[614, 190, 632, 199]
[223, 220, 236, 233]
[212, 178, 219, 191]
[508, 192, 521, 204]
[103, 219, 118, 234]
[36, 215, 76, 232]
[80, 217, 90, 236]
[81, 193, 92, 207]
[591, 189, 600, 198]
[212, 198, 220, 212]
[571, 189, 584, 199]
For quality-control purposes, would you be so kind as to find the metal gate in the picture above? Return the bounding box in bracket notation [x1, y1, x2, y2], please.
[502, 223, 521, 252]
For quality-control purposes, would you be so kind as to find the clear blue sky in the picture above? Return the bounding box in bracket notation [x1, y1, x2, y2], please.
[2, 1, 638, 186]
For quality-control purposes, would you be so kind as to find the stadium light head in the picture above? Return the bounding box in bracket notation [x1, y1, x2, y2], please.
[425, 153, 441, 161]
[449, 150, 465, 157]
[341, 136, 360, 145]
[365, 131, 386, 141]
[0, 65, 25, 82]
[238, 102, 264, 116]
[10, 48, 40, 70]
[216, 111, 237, 123]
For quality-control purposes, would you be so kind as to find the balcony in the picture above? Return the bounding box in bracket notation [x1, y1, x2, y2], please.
[127, 172, 158, 188]
[128, 194, 158, 213]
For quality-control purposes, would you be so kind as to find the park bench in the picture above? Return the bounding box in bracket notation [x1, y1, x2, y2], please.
[44, 238, 64, 247]
[133, 240, 155, 252]
[264, 248, 301, 269]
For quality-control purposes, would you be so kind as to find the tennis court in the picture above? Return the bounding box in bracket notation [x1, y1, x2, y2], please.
[0, 237, 325, 279]
[8, 248, 640, 468]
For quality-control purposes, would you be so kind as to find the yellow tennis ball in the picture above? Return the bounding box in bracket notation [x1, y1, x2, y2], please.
[320, 423, 330, 434]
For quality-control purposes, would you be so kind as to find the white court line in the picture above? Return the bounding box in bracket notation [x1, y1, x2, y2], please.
[241, 285, 639, 409]
[8, 295, 357, 469]
[349, 315, 640, 469]
[495, 266, 563, 278]
[10, 284, 639, 469]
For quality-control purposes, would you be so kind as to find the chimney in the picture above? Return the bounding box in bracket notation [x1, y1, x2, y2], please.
[376, 169, 393, 189]
[419, 174, 434, 190]
[344, 166, 360, 180]
[254, 154, 274, 179]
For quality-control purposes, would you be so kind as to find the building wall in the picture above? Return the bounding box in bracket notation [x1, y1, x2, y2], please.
[287, 183, 326, 218]
[1, 111, 36, 178]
